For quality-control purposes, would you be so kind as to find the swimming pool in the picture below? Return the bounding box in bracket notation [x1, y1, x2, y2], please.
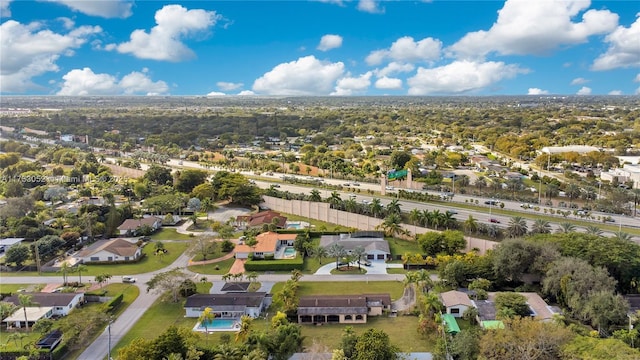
[194, 318, 238, 332]
[287, 223, 301, 229]
[283, 247, 297, 257]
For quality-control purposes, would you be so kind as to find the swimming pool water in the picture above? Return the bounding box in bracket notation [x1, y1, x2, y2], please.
[198, 319, 236, 329]
[287, 223, 301, 229]
[284, 247, 296, 256]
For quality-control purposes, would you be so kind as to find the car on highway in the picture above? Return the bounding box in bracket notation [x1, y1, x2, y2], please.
[446, 210, 458, 215]
[489, 218, 500, 223]
[352, 182, 360, 186]
[343, 182, 351, 186]
[485, 200, 500, 205]
[385, 186, 394, 190]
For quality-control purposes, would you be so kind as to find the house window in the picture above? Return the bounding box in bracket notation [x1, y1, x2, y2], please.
[377, 254, 384, 260]
[255, 252, 263, 256]
[450, 308, 460, 314]
[90, 257, 99, 261]
[125, 257, 129, 261]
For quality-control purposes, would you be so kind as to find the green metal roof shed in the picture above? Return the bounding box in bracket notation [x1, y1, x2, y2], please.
[442, 313, 461, 334]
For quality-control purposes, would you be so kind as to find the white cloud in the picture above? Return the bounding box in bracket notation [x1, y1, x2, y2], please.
[57, 67, 168, 95]
[577, 86, 592, 95]
[47, 0, 133, 18]
[357, 0, 384, 14]
[57, 17, 75, 30]
[206, 91, 226, 96]
[238, 90, 255, 96]
[374, 62, 415, 77]
[217, 81, 243, 91]
[113, 5, 221, 62]
[528, 88, 549, 95]
[252, 55, 345, 95]
[608, 90, 623, 95]
[316, 0, 345, 5]
[635, 73, 640, 82]
[571, 77, 589, 85]
[592, 15, 640, 70]
[366, 36, 441, 65]
[375, 77, 403, 90]
[317, 34, 343, 51]
[0, 20, 101, 93]
[450, 0, 618, 59]
[331, 72, 372, 96]
[0, 0, 12, 17]
[407, 60, 527, 95]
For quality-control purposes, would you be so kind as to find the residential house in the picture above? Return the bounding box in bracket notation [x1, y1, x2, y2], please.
[439, 290, 473, 318]
[319, 231, 391, 261]
[472, 292, 561, 327]
[296, 294, 391, 324]
[235, 211, 287, 230]
[520, 292, 562, 322]
[117, 217, 162, 236]
[75, 238, 141, 263]
[184, 292, 270, 318]
[0, 238, 25, 253]
[234, 232, 297, 259]
[3, 292, 84, 328]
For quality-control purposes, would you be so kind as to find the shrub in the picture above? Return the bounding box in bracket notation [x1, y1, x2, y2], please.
[105, 293, 123, 313]
[221, 239, 235, 252]
[244, 256, 304, 271]
[179, 279, 197, 297]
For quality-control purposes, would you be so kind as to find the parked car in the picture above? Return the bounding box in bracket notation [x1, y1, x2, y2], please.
[358, 260, 372, 266]
[385, 186, 394, 190]
[489, 218, 500, 223]
[352, 182, 360, 186]
[485, 200, 500, 205]
[122, 276, 137, 283]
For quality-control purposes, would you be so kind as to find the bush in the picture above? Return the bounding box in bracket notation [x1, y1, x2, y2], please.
[105, 293, 123, 313]
[179, 279, 197, 297]
[221, 239, 235, 252]
[244, 256, 304, 271]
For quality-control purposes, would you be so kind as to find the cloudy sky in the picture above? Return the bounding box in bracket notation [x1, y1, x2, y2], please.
[1, 0, 638, 96]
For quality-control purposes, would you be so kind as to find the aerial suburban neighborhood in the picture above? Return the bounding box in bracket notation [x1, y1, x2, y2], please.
[1, 94, 639, 360]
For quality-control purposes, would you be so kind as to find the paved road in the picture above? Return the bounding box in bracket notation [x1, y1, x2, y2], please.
[2, 256, 404, 360]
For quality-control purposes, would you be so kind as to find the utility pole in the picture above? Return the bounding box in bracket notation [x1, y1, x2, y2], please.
[35, 244, 41, 274]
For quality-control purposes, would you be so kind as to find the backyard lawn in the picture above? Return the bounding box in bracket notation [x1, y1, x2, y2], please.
[0, 283, 44, 293]
[387, 237, 421, 261]
[281, 213, 352, 232]
[271, 281, 405, 300]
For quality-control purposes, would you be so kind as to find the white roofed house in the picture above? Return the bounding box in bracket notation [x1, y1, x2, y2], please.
[117, 217, 162, 236]
[439, 290, 473, 318]
[184, 292, 271, 319]
[75, 238, 141, 263]
[3, 292, 84, 328]
[319, 231, 391, 261]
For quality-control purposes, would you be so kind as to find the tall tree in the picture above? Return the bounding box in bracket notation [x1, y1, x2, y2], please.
[146, 268, 190, 302]
[353, 328, 400, 360]
[198, 307, 215, 343]
[18, 294, 38, 331]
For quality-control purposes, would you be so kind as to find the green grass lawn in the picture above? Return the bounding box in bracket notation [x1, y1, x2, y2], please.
[0, 329, 43, 352]
[386, 268, 407, 274]
[281, 213, 352, 232]
[330, 266, 367, 274]
[187, 220, 214, 232]
[191, 249, 231, 262]
[149, 228, 194, 241]
[0, 283, 44, 293]
[188, 257, 235, 275]
[83, 241, 189, 276]
[272, 281, 405, 300]
[89, 283, 140, 317]
[299, 315, 435, 352]
[387, 238, 421, 258]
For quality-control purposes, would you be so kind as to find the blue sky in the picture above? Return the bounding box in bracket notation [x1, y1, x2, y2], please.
[1, 0, 639, 96]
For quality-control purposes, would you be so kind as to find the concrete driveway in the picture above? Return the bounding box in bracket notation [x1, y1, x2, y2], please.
[314, 261, 401, 275]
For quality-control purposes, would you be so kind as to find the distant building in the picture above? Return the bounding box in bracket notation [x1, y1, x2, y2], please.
[117, 217, 162, 236]
[439, 290, 473, 318]
[234, 232, 297, 259]
[540, 145, 600, 155]
[3, 292, 84, 328]
[0, 238, 25, 253]
[184, 292, 270, 318]
[235, 210, 287, 230]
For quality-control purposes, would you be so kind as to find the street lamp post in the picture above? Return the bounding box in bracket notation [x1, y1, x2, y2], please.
[107, 319, 114, 360]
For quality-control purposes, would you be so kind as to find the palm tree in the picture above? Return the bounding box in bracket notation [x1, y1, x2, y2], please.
[506, 216, 528, 238]
[235, 315, 253, 343]
[442, 211, 456, 230]
[314, 245, 328, 265]
[58, 261, 72, 286]
[556, 222, 577, 234]
[369, 198, 383, 219]
[612, 231, 633, 242]
[309, 189, 322, 202]
[344, 197, 357, 213]
[386, 199, 401, 215]
[530, 219, 551, 234]
[409, 209, 421, 225]
[245, 272, 258, 284]
[585, 225, 603, 236]
[430, 210, 444, 230]
[198, 307, 215, 341]
[376, 213, 404, 237]
[463, 215, 478, 234]
[327, 243, 346, 269]
[214, 345, 242, 360]
[327, 191, 343, 210]
[18, 294, 38, 331]
[414, 269, 434, 293]
[475, 176, 487, 190]
[222, 273, 233, 282]
[565, 183, 582, 206]
[487, 224, 501, 239]
[352, 246, 366, 270]
[76, 264, 88, 284]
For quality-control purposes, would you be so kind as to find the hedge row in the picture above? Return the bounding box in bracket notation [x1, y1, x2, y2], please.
[244, 256, 304, 271]
[105, 293, 123, 312]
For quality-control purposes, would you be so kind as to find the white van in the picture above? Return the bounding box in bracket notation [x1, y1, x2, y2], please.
[122, 276, 136, 283]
